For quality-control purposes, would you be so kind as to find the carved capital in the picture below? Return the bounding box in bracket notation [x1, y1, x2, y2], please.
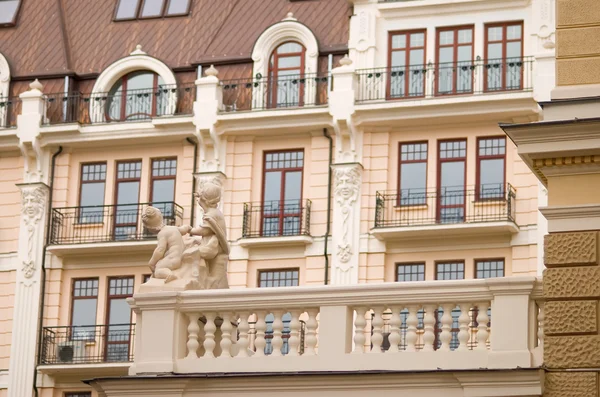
[332, 163, 362, 267]
[17, 183, 48, 279]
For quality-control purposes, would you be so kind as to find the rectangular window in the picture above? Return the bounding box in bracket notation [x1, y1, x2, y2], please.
[115, 0, 190, 19]
[70, 279, 99, 340]
[435, 261, 465, 280]
[396, 263, 425, 282]
[388, 30, 426, 98]
[437, 140, 466, 223]
[114, 160, 142, 240]
[476, 259, 505, 278]
[258, 269, 300, 288]
[436, 26, 474, 95]
[0, 0, 20, 26]
[477, 137, 506, 199]
[262, 151, 304, 237]
[65, 393, 92, 397]
[485, 22, 524, 91]
[105, 277, 135, 362]
[150, 158, 177, 220]
[79, 163, 107, 224]
[398, 142, 427, 205]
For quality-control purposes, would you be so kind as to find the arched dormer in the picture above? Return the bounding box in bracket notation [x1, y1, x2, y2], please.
[90, 45, 177, 123]
[251, 13, 320, 109]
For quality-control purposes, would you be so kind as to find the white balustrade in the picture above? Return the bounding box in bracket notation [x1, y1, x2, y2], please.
[129, 277, 542, 375]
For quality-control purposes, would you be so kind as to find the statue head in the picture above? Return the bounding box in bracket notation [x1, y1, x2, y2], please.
[142, 206, 164, 234]
[195, 182, 221, 211]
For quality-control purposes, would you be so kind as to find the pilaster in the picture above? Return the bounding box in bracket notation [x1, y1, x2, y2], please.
[330, 163, 363, 285]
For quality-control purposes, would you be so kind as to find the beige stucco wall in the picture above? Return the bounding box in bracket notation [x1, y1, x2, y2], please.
[0, 270, 15, 369]
[547, 173, 600, 206]
[0, 155, 23, 254]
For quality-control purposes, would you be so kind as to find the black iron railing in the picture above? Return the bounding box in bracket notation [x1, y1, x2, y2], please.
[42, 83, 196, 125]
[0, 96, 21, 128]
[356, 57, 533, 103]
[242, 200, 311, 238]
[374, 184, 516, 228]
[49, 201, 183, 245]
[39, 324, 135, 365]
[220, 73, 330, 112]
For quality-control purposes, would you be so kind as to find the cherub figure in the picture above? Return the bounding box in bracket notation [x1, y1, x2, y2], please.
[190, 181, 230, 289]
[142, 206, 192, 283]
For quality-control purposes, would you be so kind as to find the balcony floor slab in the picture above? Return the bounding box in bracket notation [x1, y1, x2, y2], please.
[47, 240, 157, 257]
[371, 221, 519, 241]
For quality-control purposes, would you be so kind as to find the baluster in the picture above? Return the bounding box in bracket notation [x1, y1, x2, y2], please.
[253, 311, 267, 357]
[537, 302, 545, 349]
[371, 308, 384, 354]
[353, 307, 367, 354]
[185, 313, 201, 359]
[439, 304, 454, 352]
[236, 312, 250, 358]
[457, 304, 470, 351]
[219, 312, 233, 359]
[271, 311, 284, 357]
[304, 309, 318, 356]
[387, 307, 401, 353]
[287, 310, 301, 356]
[476, 303, 489, 350]
[203, 312, 217, 358]
[405, 305, 419, 352]
[422, 305, 436, 352]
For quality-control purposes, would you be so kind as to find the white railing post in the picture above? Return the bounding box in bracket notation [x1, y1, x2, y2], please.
[329, 55, 356, 121]
[319, 305, 354, 357]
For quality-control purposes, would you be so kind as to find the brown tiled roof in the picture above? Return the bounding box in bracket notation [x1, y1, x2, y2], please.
[0, 0, 351, 79]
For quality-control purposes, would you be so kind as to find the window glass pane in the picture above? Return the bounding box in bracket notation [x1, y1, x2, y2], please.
[391, 34, 406, 49]
[436, 262, 464, 280]
[109, 299, 131, 324]
[166, 0, 189, 14]
[409, 49, 424, 66]
[391, 51, 406, 67]
[277, 56, 302, 69]
[439, 47, 453, 64]
[400, 163, 426, 205]
[397, 264, 425, 282]
[79, 183, 105, 223]
[72, 299, 97, 326]
[277, 42, 303, 54]
[115, 0, 139, 19]
[506, 41, 521, 59]
[126, 71, 155, 91]
[476, 259, 505, 278]
[117, 182, 140, 204]
[457, 45, 472, 62]
[458, 29, 472, 44]
[487, 27, 503, 41]
[284, 171, 302, 203]
[0, 0, 19, 24]
[141, 0, 164, 17]
[480, 159, 504, 197]
[152, 179, 175, 203]
[410, 33, 425, 47]
[507, 25, 522, 40]
[439, 31, 454, 45]
[263, 171, 281, 204]
[441, 161, 465, 189]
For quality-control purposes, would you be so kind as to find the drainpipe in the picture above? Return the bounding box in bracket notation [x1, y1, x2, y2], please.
[186, 137, 198, 226]
[33, 145, 63, 397]
[323, 128, 333, 285]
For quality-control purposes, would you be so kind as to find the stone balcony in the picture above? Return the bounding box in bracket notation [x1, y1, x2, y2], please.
[128, 276, 543, 376]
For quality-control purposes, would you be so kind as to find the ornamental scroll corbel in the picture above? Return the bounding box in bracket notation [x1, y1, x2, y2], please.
[20, 186, 47, 278]
[333, 166, 361, 265]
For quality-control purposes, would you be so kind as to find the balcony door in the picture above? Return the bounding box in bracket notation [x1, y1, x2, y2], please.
[437, 140, 466, 223]
[105, 277, 134, 362]
[436, 26, 474, 95]
[114, 160, 142, 240]
[106, 71, 166, 122]
[484, 22, 523, 91]
[261, 150, 304, 237]
[388, 30, 426, 99]
[268, 42, 306, 108]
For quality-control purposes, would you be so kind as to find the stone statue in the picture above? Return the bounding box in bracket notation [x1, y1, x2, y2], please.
[139, 182, 229, 292]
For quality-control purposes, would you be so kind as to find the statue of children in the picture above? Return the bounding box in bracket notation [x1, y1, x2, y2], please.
[142, 206, 192, 283]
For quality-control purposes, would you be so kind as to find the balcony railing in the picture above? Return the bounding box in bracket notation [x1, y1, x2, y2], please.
[242, 199, 311, 238]
[220, 73, 330, 112]
[0, 96, 21, 128]
[49, 201, 183, 245]
[130, 277, 543, 375]
[374, 184, 516, 228]
[42, 83, 196, 125]
[39, 324, 135, 365]
[356, 57, 533, 103]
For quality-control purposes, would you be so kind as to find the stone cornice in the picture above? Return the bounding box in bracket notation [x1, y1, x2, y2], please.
[540, 204, 600, 232]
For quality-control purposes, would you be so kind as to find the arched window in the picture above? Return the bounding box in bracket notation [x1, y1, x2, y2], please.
[267, 42, 306, 108]
[106, 71, 168, 122]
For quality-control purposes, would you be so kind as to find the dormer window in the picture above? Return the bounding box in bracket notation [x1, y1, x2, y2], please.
[114, 0, 191, 21]
[106, 71, 169, 121]
[268, 42, 306, 108]
[0, 0, 21, 27]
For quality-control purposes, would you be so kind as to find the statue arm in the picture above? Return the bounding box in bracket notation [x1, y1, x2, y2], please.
[198, 235, 219, 259]
[178, 225, 192, 235]
[190, 225, 211, 236]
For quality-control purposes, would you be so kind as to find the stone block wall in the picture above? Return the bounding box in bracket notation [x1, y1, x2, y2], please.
[543, 230, 600, 396]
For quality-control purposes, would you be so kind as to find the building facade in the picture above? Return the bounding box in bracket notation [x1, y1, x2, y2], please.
[0, 0, 554, 396]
